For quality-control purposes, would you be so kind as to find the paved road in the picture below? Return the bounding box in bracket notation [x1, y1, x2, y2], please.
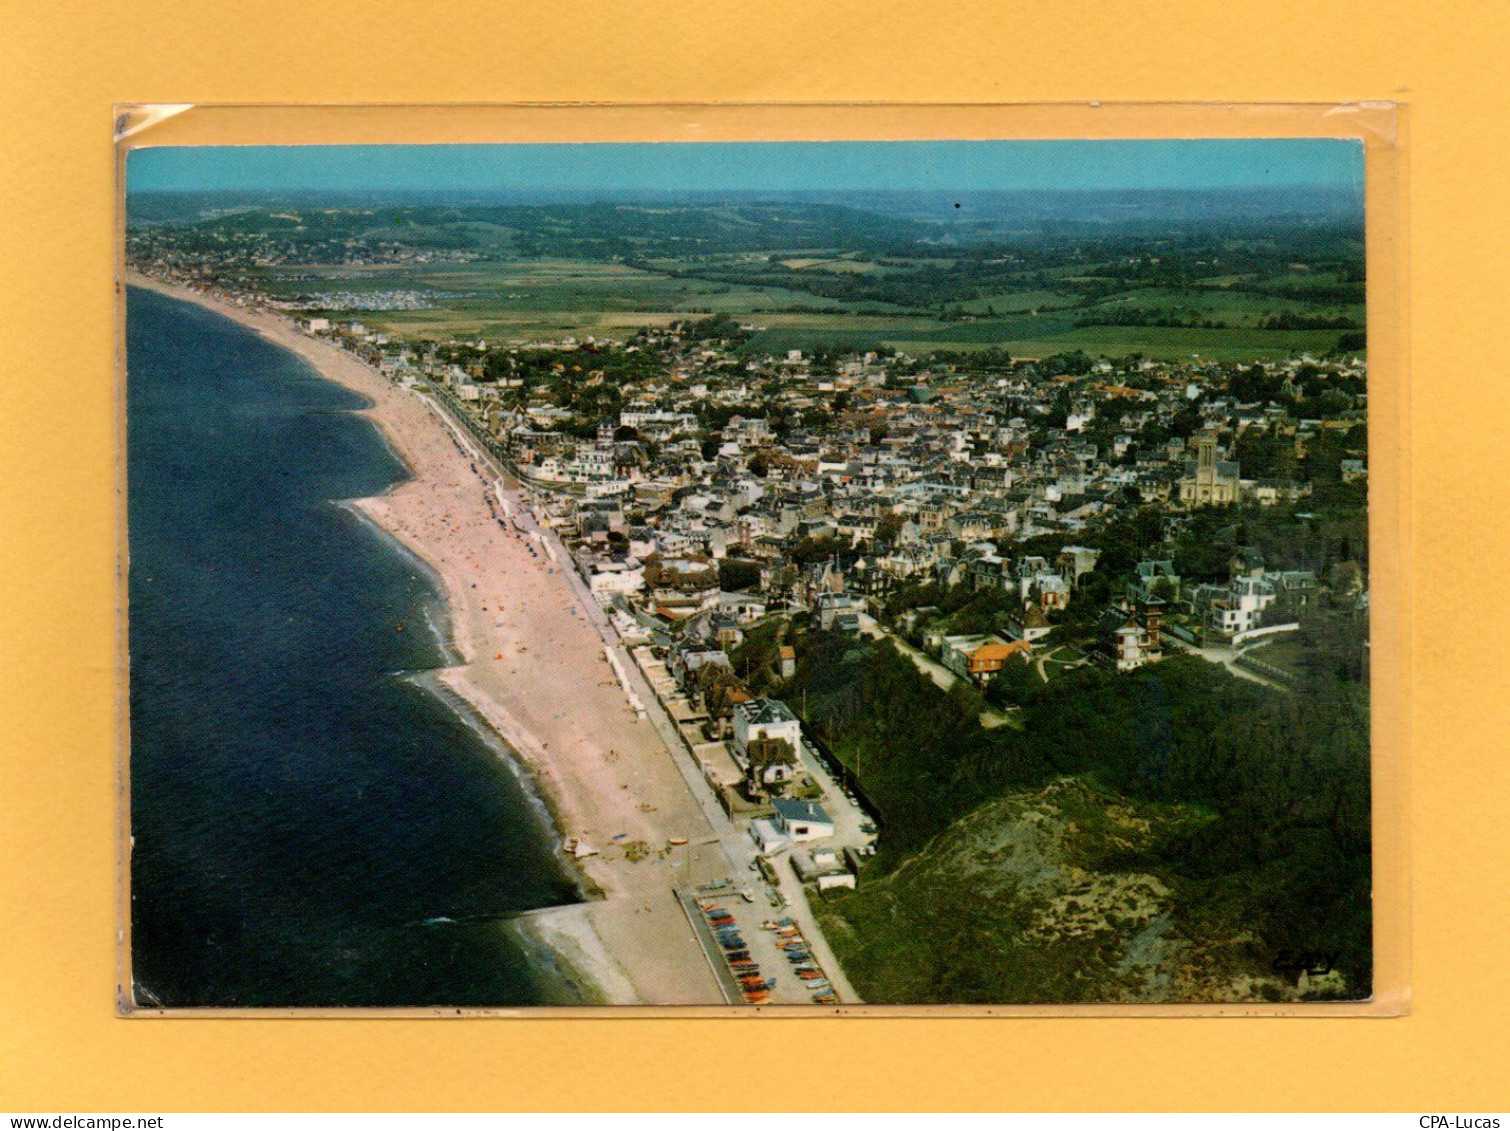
[857, 612, 1020, 729]
[1161, 633, 1291, 691]
[857, 612, 955, 689]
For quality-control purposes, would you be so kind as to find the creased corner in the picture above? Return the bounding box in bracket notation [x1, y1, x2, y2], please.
[114, 103, 196, 145]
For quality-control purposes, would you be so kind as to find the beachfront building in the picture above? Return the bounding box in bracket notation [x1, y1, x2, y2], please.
[743, 734, 799, 799]
[732, 697, 804, 765]
[586, 557, 646, 599]
[792, 846, 856, 890]
[772, 798, 835, 842]
[670, 642, 732, 692]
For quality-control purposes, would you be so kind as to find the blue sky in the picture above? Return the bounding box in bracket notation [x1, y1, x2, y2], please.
[128, 138, 1363, 195]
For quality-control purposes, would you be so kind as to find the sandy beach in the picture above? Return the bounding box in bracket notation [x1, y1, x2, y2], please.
[124, 271, 725, 1006]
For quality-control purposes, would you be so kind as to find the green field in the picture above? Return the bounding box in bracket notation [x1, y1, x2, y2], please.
[756, 321, 1348, 362]
[252, 255, 1359, 360]
[258, 258, 924, 341]
[1081, 285, 1362, 324]
[958, 289, 1080, 315]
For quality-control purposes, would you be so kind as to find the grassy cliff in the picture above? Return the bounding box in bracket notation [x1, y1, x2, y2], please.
[788, 631, 1371, 1004]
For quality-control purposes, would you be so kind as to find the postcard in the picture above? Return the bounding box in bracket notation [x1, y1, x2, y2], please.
[120, 133, 1375, 1009]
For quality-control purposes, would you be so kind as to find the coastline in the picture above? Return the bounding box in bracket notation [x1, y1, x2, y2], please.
[123, 270, 726, 1006]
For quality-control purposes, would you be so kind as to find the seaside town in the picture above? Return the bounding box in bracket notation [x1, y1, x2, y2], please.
[126, 181, 1372, 1005]
[284, 301, 1367, 694]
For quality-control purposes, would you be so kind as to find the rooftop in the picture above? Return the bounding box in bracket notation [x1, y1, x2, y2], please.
[772, 798, 832, 826]
[737, 697, 801, 727]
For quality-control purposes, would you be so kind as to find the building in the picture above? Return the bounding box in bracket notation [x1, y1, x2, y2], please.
[1004, 603, 1054, 644]
[586, 557, 646, 598]
[749, 818, 790, 855]
[743, 735, 799, 799]
[716, 590, 768, 624]
[817, 592, 865, 631]
[1111, 604, 1163, 672]
[964, 639, 1034, 684]
[711, 614, 744, 650]
[941, 634, 1031, 685]
[1058, 545, 1101, 586]
[778, 645, 797, 679]
[1178, 432, 1240, 506]
[1229, 547, 1266, 581]
[733, 697, 803, 763]
[941, 633, 1001, 679]
[772, 798, 835, 842]
[1127, 560, 1181, 604]
[1207, 576, 1278, 638]
[791, 846, 856, 890]
[1034, 572, 1071, 611]
[671, 640, 730, 678]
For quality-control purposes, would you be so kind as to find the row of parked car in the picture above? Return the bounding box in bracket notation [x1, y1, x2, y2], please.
[699, 900, 772, 1005]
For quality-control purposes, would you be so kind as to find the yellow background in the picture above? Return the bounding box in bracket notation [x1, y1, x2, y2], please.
[0, 0, 1504, 1112]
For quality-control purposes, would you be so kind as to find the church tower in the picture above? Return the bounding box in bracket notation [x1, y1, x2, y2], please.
[1194, 432, 1219, 502]
[1180, 430, 1238, 507]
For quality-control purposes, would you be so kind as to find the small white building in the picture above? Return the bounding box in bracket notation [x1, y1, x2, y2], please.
[792, 846, 855, 890]
[1113, 607, 1163, 673]
[1211, 576, 1277, 636]
[587, 558, 646, 598]
[1005, 603, 1055, 644]
[772, 798, 834, 842]
[750, 818, 790, 855]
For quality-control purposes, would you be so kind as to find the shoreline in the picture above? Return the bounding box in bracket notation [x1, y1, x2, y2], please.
[124, 270, 726, 1006]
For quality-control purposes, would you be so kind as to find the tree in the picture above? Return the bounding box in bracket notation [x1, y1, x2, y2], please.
[718, 559, 763, 592]
[875, 513, 905, 545]
[985, 656, 1041, 707]
[1229, 364, 1280, 403]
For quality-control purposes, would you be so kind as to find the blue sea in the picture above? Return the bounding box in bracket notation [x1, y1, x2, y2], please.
[126, 286, 583, 1007]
